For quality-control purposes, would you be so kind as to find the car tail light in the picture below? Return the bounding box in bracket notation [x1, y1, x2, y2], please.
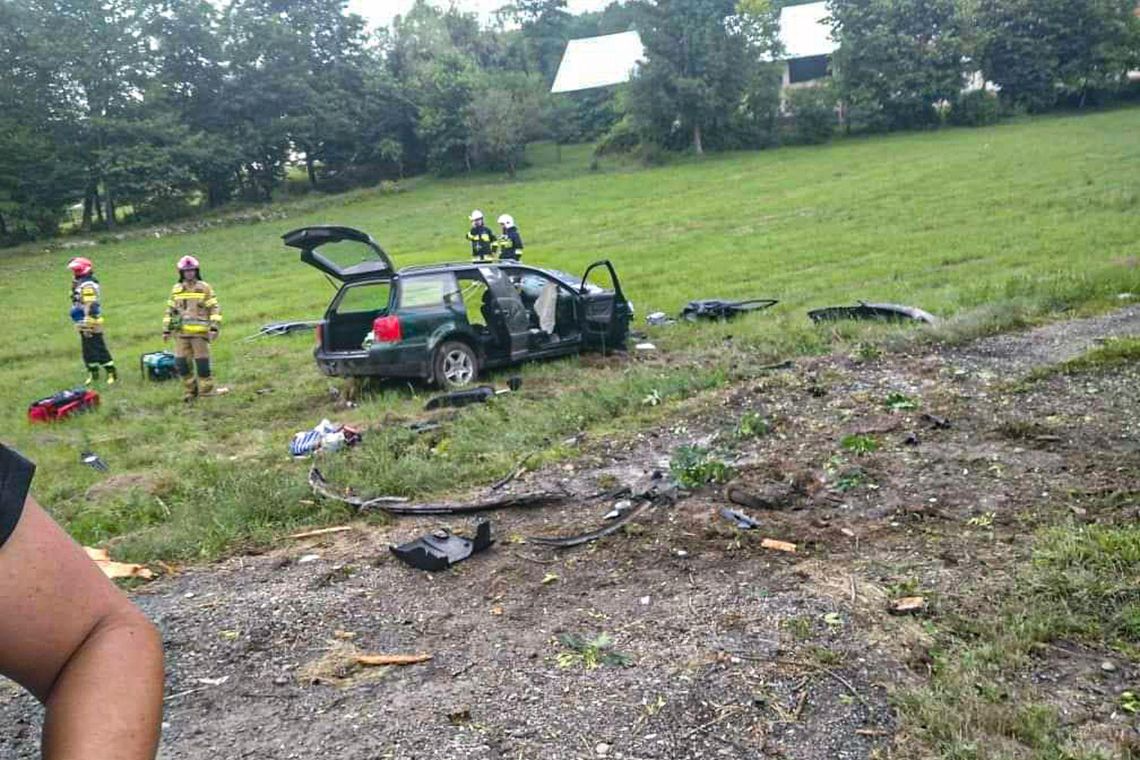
[315, 322, 324, 346]
[373, 315, 402, 343]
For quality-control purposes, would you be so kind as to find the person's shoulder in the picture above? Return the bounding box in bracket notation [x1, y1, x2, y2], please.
[198, 280, 214, 292]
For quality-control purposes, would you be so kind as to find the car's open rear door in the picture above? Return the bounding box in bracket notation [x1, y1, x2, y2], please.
[283, 226, 394, 283]
[579, 260, 631, 351]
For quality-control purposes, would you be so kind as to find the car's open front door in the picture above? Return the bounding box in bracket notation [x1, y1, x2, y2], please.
[480, 267, 531, 360]
[579, 260, 631, 351]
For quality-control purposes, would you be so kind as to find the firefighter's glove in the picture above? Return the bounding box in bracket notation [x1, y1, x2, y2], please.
[162, 331, 171, 342]
[208, 328, 219, 342]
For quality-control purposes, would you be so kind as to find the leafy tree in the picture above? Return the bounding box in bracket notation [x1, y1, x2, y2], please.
[628, 0, 780, 153]
[466, 72, 548, 176]
[828, 0, 969, 132]
[975, 0, 1140, 111]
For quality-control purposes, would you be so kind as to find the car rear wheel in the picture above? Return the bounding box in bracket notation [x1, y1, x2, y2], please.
[433, 341, 479, 390]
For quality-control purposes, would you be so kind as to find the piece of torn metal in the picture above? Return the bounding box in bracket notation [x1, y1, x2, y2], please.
[719, 507, 761, 530]
[309, 467, 566, 515]
[80, 450, 109, 472]
[807, 302, 937, 325]
[390, 520, 493, 571]
[526, 499, 649, 548]
[681, 298, 779, 322]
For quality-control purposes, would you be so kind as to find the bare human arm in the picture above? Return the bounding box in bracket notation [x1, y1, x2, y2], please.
[0, 497, 164, 759]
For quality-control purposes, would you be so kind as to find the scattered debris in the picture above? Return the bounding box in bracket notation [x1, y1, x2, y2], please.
[645, 311, 675, 327]
[390, 520, 493, 572]
[425, 385, 496, 410]
[289, 419, 362, 458]
[808, 302, 937, 325]
[84, 547, 155, 580]
[310, 466, 567, 515]
[541, 572, 559, 585]
[286, 526, 353, 540]
[903, 432, 920, 446]
[921, 413, 952, 429]
[719, 507, 761, 530]
[634, 342, 657, 351]
[297, 643, 428, 688]
[407, 420, 442, 435]
[760, 538, 797, 553]
[197, 676, 230, 687]
[603, 499, 634, 520]
[354, 653, 433, 667]
[245, 320, 320, 340]
[298, 554, 321, 563]
[889, 596, 927, 615]
[527, 500, 650, 549]
[80, 450, 109, 472]
[681, 298, 779, 322]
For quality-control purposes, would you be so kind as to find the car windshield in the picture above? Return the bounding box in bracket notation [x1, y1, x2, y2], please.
[539, 268, 604, 294]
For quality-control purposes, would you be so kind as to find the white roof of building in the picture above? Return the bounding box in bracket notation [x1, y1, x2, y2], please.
[779, 2, 837, 60]
[550, 31, 645, 94]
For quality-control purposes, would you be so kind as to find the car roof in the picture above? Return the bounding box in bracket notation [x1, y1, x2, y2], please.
[396, 261, 560, 277]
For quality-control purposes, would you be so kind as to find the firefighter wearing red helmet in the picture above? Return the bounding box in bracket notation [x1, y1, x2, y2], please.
[162, 255, 223, 400]
[67, 257, 118, 385]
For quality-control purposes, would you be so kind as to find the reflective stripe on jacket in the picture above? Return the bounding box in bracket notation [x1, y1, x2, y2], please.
[71, 276, 105, 333]
[164, 280, 222, 336]
[467, 224, 494, 258]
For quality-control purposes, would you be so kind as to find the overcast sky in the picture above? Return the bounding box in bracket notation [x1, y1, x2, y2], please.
[347, 0, 614, 29]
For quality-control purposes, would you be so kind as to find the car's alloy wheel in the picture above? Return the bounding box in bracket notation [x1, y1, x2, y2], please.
[434, 341, 479, 389]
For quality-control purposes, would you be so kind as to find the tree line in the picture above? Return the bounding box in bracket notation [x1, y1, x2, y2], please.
[1, 0, 1137, 245]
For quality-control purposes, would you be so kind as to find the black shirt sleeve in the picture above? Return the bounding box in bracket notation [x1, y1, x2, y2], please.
[0, 444, 34, 548]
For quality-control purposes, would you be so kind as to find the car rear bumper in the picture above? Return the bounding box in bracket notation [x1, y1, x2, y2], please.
[314, 346, 428, 380]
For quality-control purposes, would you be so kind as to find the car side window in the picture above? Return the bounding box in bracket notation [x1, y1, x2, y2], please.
[334, 281, 391, 315]
[399, 273, 456, 310]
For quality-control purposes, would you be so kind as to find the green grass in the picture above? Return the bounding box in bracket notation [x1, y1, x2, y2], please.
[3, 107, 1140, 561]
[897, 517, 1140, 759]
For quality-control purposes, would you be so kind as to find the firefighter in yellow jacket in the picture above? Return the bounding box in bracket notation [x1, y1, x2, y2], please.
[162, 255, 223, 400]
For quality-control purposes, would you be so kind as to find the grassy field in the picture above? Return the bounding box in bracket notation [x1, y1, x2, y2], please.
[2, 107, 1139, 562]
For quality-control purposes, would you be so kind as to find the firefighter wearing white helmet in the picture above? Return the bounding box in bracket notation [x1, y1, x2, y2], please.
[493, 214, 524, 261]
[466, 209, 494, 261]
[162, 255, 223, 400]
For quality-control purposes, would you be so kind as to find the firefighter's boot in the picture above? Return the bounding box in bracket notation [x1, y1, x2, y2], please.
[85, 365, 99, 386]
[198, 377, 216, 396]
[104, 363, 118, 385]
[182, 375, 199, 402]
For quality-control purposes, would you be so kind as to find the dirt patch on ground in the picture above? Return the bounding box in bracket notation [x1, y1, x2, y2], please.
[2, 310, 1139, 759]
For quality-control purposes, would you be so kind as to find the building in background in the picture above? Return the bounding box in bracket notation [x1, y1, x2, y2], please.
[551, 30, 646, 94]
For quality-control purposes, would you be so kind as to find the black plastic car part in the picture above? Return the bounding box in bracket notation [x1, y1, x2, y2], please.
[807, 302, 937, 325]
[390, 520, 493, 571]
[680, 299, 779, 322]
[424, 386, 496, 411]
